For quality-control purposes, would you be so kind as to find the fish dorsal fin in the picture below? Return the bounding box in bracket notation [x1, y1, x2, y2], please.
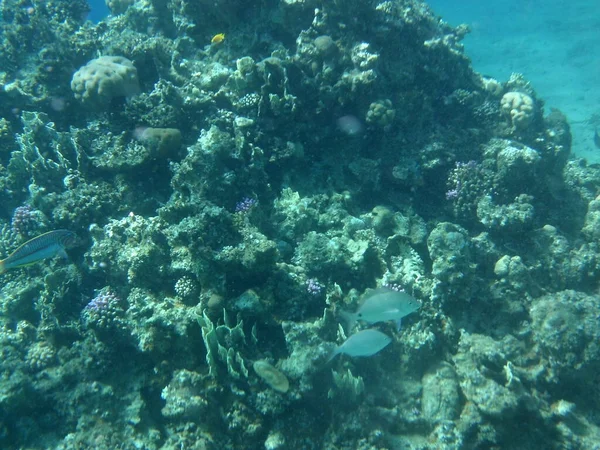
[359, 287, 383, 305]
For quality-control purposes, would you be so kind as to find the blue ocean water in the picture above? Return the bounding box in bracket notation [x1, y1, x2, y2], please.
[428, 0, 600, 162]
[87, 0, 109, 22]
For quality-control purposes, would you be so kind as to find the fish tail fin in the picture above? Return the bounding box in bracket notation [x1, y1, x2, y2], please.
[0, 260, 5, 274]
[314, 346, 339, 372]
[325, 348, 339, 365]
[395, 318, 402, 332]
[338, 310, 356, 333]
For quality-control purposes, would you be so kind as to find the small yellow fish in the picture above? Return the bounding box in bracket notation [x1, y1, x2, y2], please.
[211, 33, 225, 45]
[0, 230, 77, 274]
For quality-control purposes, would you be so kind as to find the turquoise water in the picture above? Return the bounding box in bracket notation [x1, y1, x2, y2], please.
[428, 0, 600, 162]
[87, 0, 109, 22]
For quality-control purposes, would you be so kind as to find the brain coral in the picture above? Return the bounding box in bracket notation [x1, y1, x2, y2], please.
[71, 56, 140, 108]
[500, 91, 535, 130]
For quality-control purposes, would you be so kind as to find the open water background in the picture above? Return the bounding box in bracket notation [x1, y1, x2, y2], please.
[428, 0, 600, 163]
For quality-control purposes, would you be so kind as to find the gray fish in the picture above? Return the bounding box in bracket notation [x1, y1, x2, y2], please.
[0, 230, 77, 274]
[594, 129, 600, 149]
[339, 287, 420, 331]
[328, 329, 392, 362]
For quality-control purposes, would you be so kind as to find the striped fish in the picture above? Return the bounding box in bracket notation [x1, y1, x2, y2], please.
[0, 230, 77, 274]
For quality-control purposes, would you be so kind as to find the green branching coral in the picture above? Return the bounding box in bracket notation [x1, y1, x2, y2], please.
[196, 309, 257, 380]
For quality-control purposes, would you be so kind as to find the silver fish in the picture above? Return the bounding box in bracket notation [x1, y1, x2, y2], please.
[328, 329, 392, 362]
[339, 287, 420, 331]
[0, 230, 77, 274]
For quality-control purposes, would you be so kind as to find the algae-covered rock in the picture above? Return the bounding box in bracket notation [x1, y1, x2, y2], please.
[453, 332, 521, 418]
[161, 369, 208, 420]
[525, 224, 599, 291]
[496, 142, 540, 180]
[492, 254, 531, 294]
[135, 127, 182, 157]
[91, 127, 181, 171]
[421, 362, 461, 422]
[477, 194, 535, 232]
[427, 222, 474, 285]
[370, 205, 395, 235]
[86, 215, 170, 287]
[105, 0, 134, 14]
[280, 311, 335, 394]
[582, 194, 600, 241]
[530, 290, 600, 384]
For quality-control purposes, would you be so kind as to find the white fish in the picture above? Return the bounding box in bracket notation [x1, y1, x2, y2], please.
[328, 329, 392, 362]
[339, 287, 420, 331]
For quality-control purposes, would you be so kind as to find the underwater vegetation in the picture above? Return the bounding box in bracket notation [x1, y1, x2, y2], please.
[1, 0, 600, 449]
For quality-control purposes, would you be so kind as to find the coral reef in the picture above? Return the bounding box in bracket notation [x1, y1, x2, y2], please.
[1, 0, 600, 449]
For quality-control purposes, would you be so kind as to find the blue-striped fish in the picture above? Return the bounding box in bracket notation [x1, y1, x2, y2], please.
[0, 230, 77, 274]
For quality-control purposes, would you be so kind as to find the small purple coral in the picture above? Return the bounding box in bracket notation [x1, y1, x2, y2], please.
[82, 291, 128, 337]
[235, 197, 258, 213]
[11, 205, 41, 236]
[445, 188, 459, 200]
[84, 291, 119, 311]
[306, 278, 323, 296]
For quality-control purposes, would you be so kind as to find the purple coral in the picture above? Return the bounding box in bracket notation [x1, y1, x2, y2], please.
[235, 197, 258, 213]
[306, 278, 323, 296]
[11, 205, 40, 236]
[84, 291, 119, 311]
[82, 291, 128, 338]
[445, 187, 460, 200]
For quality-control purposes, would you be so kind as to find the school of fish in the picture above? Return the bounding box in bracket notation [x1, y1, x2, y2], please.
[329, 287, 421, 362]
